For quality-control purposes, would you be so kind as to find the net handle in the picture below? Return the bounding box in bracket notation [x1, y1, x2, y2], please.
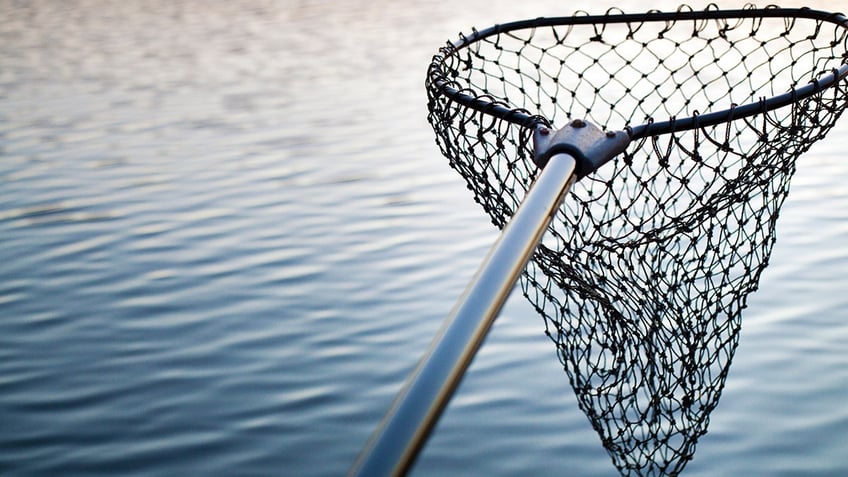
[427, 7, 848, 138]
[348, 152, 578, 477]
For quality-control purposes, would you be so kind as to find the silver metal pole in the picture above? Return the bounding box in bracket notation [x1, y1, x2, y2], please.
[348, 152, 579, 477]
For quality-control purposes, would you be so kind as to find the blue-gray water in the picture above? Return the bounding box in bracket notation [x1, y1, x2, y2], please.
[1, 1, 846, 476]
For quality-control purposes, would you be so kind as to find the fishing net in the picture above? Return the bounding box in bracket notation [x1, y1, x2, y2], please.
[426, 6, 848, 476]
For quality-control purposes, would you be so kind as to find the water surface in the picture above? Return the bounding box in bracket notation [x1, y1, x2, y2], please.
[1, 1, 846, 476]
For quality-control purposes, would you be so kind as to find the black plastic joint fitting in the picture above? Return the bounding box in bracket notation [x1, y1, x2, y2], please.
[533, 120, 631, 179]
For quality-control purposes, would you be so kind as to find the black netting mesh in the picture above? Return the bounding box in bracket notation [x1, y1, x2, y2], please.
[426, 7, 848, 477]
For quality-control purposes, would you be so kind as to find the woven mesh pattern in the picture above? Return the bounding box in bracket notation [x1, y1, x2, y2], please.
[426, 8, 848, 477]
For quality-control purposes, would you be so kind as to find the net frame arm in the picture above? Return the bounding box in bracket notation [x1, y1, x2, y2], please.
[349, 121, 629, 477]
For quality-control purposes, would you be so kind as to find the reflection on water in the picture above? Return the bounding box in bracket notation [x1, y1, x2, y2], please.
[1, 1, 846, 476]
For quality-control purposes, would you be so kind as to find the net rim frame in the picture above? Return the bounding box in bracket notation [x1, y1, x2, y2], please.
[427, 6, 848, 139]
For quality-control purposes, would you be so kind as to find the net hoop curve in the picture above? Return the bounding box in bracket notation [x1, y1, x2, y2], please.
[427, 6, 848, 138]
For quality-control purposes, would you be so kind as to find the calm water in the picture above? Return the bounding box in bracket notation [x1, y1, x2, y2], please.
[1, 1, 846, 476]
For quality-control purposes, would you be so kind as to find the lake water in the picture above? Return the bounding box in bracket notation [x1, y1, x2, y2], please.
[1, 1, 846, 476]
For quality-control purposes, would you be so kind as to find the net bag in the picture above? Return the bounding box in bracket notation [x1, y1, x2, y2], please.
[426, 6, 848, 476]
